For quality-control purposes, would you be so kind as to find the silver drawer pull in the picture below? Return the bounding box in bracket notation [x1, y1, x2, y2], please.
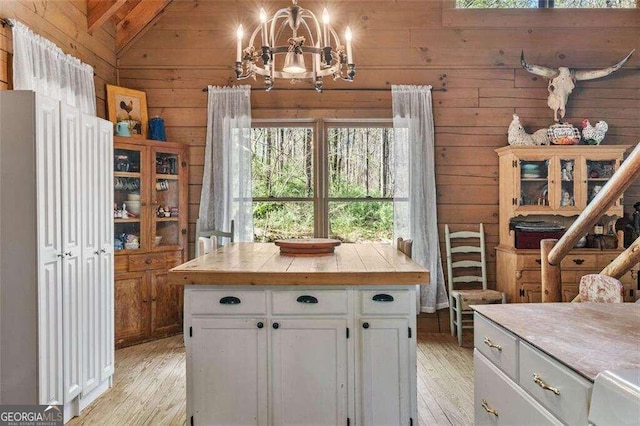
[483, 337, 502, 351]
[481, 399, 498, 417]
[533, 373, 560, 395]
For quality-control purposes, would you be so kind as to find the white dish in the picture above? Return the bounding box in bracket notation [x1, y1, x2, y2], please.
[154, 236, 162, 246]
[124, 242, 139, 250]
[127, 193, 141, 201]
[126, 200, 141, 215]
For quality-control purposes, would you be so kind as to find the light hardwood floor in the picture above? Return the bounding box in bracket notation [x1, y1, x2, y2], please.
[69, 333, 474, 426]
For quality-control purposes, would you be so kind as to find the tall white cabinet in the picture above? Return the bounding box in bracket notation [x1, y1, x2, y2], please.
[0, 91, 114, 421]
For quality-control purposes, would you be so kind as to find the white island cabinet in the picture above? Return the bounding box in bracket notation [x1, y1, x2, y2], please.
[170, 243, 429, 426]
[473, 303, 640, 426]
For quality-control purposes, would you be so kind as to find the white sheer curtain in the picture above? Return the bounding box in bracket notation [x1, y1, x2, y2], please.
[10, 20, 96, 115]
[392, 85, 448, 313]
[198, 85, 253, 242]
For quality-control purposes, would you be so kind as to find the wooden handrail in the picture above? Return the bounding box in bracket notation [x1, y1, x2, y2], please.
[547, 143, 640, 266]
[600, 237, 640, 279]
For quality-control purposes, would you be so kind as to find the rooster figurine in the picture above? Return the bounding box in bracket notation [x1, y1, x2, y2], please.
[582, 119, 608, 145]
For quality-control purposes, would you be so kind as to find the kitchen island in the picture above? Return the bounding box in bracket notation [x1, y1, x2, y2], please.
[168, 242, 429, 426]
[473, 303, 640, 425]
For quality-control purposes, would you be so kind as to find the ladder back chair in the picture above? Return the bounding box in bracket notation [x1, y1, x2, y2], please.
[577, 274, 624, 303]
[197, 236, 218, 257]
[445, 223, 505, 346]
[397, 237, 413, 258]
[195, 219, 235, 257]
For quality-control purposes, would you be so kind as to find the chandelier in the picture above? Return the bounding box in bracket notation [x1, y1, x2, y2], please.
[235, 0, 355, 92]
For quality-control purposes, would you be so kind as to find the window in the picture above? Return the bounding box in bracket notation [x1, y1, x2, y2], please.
[251, 122, 394, 243]
[456, 0, 635, 7]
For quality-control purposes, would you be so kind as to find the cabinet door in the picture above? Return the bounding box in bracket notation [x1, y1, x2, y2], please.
[521, 284, 542, 303]
[190, 317, 267, 426]
[36, 96, 64, 405]
[98, 119, 115, 380]
[556, 157, 580, 213]
[270, 319, 348, 426]
[150, 146, 187, 251]
[515, 157, 553, 213]
[114, 142, 146, 253]
[115, 273, 150, 347]
[150, 272, 182, 337]
[80, 113, 101, 395]
[60, 103, 84, 402]
[359, 318, 411, 426]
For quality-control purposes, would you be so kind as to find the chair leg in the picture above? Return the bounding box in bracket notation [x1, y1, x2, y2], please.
[449, 296, 455, 337]
[456, 295, 463, 346]
[501, 293, 506, 304]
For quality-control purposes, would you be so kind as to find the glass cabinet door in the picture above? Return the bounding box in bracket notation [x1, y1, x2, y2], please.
[586, 159, 616, 205]
[152, 147, 184, 250]
[558, 158, 579, 212]
[517, 159, 550, 210]
[114, 145, 146, 252]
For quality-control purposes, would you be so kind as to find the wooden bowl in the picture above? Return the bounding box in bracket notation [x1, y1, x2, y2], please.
[274, 238, 341, 256]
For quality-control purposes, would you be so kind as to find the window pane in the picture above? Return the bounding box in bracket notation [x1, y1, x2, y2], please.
[251, 127, 314, 198]
[327, 128, 394, 198]
[456, 0, 635, 7]
[253, 201, 314, 242]
[329, 201, 394, 243]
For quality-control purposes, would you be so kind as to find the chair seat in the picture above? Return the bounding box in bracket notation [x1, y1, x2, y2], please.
[451, 289, 504, 311]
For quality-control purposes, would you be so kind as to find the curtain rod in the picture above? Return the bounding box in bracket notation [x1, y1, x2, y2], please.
[201, 87, 447, 92]
[1, 18, 14, 28]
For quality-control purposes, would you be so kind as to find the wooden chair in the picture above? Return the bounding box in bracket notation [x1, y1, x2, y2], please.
[578, 274, 624, 303]
[445, 223, 505, 346]
[197, 236, 217, 257]
[195, 219, 235, 257]
[396, 237, 413, 258]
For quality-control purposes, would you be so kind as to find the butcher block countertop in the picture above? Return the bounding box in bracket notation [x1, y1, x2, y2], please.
[168, 242, 429, 286]
[473, 303, 640, 381]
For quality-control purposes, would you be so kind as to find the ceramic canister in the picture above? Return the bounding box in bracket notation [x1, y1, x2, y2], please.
[149, 116, 167, 141]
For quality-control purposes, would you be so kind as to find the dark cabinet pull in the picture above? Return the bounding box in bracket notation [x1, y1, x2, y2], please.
[296, 295, 318, 304]
[535, 259, 541, 265]
[363, 322, 370, 329]
[573, 259, 585, 265]
[145, 258, 152, 264]
[219, 296, 241, 305]
[257, 322, 264, 329]
[372, 293, 394, 302]
[273, 322, 279, 329]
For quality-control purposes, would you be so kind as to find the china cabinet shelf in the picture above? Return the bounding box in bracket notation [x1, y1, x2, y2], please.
[113, 137, 189, 349]
[114, 171, 141, 178]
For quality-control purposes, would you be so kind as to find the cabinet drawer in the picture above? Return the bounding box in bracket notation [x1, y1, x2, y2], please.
[474, 351, 561, 426]
[271, 290, 348, 315]
[188, 290, 267, 315]
[519, 341, 592, 426]
[474, 314, 518, 380]
[519, 255, 544, 270]
[129, 253, 166, 271]
[114, 254, 129, 273]
[359, 289, 412, 315]
[560, 255, 597, 270]
[164, 250, 184, 269]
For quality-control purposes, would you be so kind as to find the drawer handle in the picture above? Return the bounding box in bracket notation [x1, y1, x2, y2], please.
[257, 322, 264, 329]
[219, 296, 241, 305]
[296, 295, 318, 304]
[481, 399, 498, 417]
[573, 259, 585, 265]
[533, 373, 560, 395]
[145, 259, 153, 265]
[363, 322, 370, 329]
[372, 293, 394, 302]
[535, 259, 541, 265]
[483, 337, 502, 351]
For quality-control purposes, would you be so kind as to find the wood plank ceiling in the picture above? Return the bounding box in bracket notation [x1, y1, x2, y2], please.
[87, 0, 173, 54]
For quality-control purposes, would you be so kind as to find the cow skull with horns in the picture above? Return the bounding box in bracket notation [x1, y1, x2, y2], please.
[521, 50, 634, 122]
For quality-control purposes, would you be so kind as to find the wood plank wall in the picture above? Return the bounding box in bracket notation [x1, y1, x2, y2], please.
[0, 0, 117, 117]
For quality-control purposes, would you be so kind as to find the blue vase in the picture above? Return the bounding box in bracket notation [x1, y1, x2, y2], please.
[149, 116, 167, 141]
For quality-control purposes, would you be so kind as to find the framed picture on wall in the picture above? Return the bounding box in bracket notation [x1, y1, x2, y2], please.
[106, 84, 149, 139]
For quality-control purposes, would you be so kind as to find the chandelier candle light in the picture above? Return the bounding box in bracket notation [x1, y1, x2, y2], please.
[235, 0, 355, 92]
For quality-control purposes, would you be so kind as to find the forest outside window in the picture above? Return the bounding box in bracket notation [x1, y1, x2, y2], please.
[251, 123, 394, 243]
[456, 0, 635, 7]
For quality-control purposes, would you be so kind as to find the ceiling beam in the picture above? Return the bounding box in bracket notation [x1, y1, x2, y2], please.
[116, 0, 172, 53]
[87, 0, 128, 33]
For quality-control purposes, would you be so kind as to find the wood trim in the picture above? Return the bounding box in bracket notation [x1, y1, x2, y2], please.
[87, 0, 127, 33]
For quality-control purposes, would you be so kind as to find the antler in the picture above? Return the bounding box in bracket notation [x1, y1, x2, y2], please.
[574, 50, 635, 81]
